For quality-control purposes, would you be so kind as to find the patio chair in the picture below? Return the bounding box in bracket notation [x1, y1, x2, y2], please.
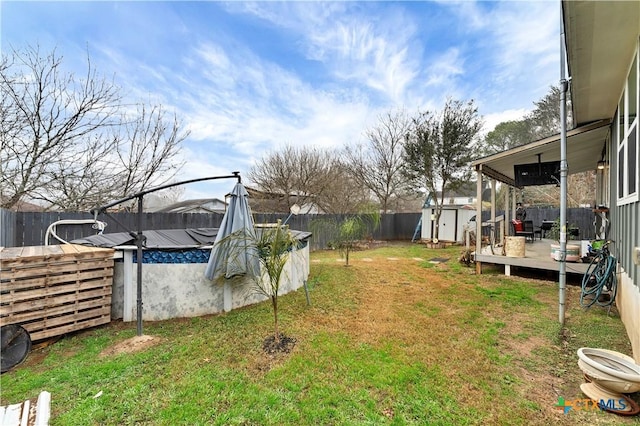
[522, 220, 536, 242]
[512, 219, 535, 242]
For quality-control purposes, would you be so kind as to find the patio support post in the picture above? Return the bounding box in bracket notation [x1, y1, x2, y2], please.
[512, 190, 516, 224]
[490, 179, 496, 223]
[475, 167, 483, 274]
[558, 5, 568, 325]
[504, 186, 510, 235]
[491, 179, 497, 240]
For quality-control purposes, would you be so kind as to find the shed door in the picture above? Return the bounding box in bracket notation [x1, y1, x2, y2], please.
[431, 209, 457, 241]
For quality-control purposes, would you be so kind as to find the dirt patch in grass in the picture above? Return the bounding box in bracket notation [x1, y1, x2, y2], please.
[327, 257, 459, 345]
[99, 334, 162, 357]
[262, 334, 296, 355]
[20, 348, 50, 370]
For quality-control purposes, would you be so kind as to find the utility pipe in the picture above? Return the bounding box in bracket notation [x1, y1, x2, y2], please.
[559, 5, 568, 325]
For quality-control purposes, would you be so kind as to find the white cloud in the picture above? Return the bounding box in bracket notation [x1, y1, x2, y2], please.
[226, 2, 421, 104]
[482, 108, 529, 135]
[483, 2, 559, 103]
[176, 39, 372, 153]
[423, 48, 464, 88]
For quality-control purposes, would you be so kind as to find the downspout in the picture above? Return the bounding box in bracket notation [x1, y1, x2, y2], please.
[558, 4, 568, 325]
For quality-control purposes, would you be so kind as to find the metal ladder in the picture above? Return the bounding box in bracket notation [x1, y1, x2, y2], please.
[411, 216, 422, 242]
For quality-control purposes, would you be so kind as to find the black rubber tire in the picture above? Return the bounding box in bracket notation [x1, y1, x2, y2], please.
[1, 324, 32, 373]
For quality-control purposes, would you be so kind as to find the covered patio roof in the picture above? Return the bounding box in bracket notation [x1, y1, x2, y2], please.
[471, 119, 611, 187]
[563, 1, 640, 126]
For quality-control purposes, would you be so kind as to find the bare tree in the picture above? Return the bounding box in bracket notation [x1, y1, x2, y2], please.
[313, 158, 371, 214]
[38, 105, 186, 211]
[404, 98, 483, 240]
[524, 173, 596, 208]
[1, 46, 120, 209]
[0, 45, 187, 211]
[155, 183, 186, 205]
[113, 105, 185, 199]
[248, 145, 334, 211]
[344, 109, 412, 213]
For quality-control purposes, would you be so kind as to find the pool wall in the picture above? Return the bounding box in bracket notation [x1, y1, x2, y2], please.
[111, 244, 310, 321]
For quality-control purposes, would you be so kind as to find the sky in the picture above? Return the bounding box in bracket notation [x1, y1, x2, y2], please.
[1, 1, 561, 202]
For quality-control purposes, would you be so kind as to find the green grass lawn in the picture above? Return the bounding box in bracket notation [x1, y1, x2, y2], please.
[1, 242, 638, 425]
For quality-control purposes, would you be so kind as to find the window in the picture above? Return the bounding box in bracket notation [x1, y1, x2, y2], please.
[617, 45, 639, 205]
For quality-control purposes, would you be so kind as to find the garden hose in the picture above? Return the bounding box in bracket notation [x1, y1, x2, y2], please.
[580, 253, 617, 308]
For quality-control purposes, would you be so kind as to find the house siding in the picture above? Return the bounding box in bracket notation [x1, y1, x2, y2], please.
[609, 41, 640, 362]
[611, 198, 640, 363]
[611, 203, 639, 285]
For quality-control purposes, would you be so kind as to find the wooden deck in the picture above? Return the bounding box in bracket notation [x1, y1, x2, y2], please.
[474, 238, 591, 276]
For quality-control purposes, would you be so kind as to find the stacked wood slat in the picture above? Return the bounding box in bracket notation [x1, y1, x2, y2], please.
[1, 245, 114, 341]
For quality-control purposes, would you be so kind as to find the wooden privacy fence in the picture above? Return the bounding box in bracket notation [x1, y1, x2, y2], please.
[522, 207, 599, 240]
[0, 211, 422, 250]
[0, 208, 16, 248]
[0, 209, 600, 248]
[0, 244, 114, 341]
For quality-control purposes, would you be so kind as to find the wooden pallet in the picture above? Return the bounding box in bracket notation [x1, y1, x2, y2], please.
[1, 245, 114, 341]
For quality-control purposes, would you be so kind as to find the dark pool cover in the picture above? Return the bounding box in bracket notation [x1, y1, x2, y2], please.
[71, 228, 219, 249]
[71, 228, 311, 249]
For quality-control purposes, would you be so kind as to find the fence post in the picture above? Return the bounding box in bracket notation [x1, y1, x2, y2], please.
[0, 209, 17, 247]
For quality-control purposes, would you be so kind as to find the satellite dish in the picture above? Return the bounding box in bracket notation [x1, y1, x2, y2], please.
[1, 324, 32, 373]
[283, 204, 302, 225]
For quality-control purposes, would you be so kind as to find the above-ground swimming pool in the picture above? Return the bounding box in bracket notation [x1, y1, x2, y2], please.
[72, 228, 311, 321]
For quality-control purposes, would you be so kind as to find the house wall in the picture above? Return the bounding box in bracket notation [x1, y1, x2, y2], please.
[111, 244, 310, 321]
[618, 270, 640, 363]
[612, 197, 640, 361]
[610, 40, 640, 361]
